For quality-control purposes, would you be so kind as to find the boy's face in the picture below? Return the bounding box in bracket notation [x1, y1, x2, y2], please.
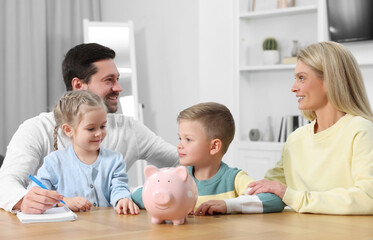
[177, 119, 212, 167]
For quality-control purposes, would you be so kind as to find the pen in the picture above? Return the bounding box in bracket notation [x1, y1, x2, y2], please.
[28, 174, 66, 204]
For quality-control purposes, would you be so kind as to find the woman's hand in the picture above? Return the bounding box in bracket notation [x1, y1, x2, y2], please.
[116, 198, 140, 215]
[61, 197, 92, 212]
[248, 179, 287, 199]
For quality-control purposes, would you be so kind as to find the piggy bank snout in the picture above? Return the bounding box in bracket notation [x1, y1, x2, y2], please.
[153, 191, 172, 206]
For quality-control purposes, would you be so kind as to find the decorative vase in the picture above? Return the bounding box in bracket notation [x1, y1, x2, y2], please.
[263, 50, 279, 65]
[277, 0, 288, 8]
[262, 116, 274, 142]
[249, 129, 260, 141]
[291, 40, 299, 57]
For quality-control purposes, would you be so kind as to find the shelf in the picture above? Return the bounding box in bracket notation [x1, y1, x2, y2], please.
[240, 62, 373, 72]
[240, 64, 296, 72]
[234, 0, 319, 166]
[359, 62, 373, 66]
[236, 141, 284, 151]
[239, 5, 317, 19]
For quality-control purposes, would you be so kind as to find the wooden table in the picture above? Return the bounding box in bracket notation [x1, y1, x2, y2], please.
[1, 208, 372, 240]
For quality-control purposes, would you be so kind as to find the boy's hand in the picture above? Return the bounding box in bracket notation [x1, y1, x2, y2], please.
[59, 197, 92, 212]
[194, 200, 227, 216]
[116, 198, 140, 215]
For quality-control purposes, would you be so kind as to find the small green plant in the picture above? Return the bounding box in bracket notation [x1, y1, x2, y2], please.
[262, 37, 278, 51]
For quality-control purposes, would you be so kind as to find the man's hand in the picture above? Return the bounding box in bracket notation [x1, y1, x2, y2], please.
[61, 197, 92, 212]
[248, 179, 286, 199]
[14, 186, 64, 214]
[116, 198, 140, 215]
[193, 200, 227, 216]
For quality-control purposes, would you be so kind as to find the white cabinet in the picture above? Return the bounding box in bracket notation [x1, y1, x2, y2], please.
[234, 142, 283, 180]
[232, 0, 325, 178]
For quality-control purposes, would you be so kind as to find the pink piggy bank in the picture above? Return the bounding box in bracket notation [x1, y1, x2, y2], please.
[142, 165, 198, 225]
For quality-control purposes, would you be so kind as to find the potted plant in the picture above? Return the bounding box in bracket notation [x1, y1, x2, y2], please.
[262, 37, 280, 65]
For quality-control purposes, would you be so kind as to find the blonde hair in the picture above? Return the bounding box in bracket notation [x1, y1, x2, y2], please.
[53, 90, 107, 150]
[177, 102, 235, 154]
[297, 41, 373, 122]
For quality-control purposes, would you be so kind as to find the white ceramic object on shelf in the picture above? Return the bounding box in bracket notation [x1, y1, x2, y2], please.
[263, 50, 279, 65]
[291, 40, 299, 57]
[262, 116, 275, 142]
[277, 0, 288, 8]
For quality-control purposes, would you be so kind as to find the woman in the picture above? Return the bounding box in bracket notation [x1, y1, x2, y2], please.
[249, 41, 373, 215]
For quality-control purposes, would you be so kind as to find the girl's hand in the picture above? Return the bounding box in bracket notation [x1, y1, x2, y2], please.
[248, 179, 287, 199]
[116, 198, 140, 215]
[59, 197, 92, 212]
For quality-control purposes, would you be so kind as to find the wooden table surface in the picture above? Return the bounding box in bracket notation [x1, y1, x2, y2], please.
[1, 208, 373, 240]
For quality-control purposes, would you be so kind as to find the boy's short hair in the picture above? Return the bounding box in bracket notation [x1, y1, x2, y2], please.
[177, 102, 235, 154]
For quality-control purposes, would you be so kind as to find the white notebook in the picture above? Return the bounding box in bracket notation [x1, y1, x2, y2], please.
[17, 206, 77, 224]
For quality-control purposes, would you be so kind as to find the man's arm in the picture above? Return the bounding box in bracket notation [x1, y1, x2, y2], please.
[0, 113, 58, 212]
[127, 117, 179, 167]
[13, 187, 63, 214]
[103, 115, 178, 170]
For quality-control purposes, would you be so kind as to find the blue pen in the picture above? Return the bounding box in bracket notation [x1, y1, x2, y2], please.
[28, 174, 66, 205]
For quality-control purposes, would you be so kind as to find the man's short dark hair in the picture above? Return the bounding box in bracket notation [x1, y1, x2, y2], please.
[62, 43, 116, 91]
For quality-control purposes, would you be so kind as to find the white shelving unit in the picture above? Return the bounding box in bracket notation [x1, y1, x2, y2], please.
[239, 5, 317, 19]
[232, 0, 323, 180]
[240, 64, 295, 72]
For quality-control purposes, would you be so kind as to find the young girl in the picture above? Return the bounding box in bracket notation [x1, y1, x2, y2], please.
[31, 90, 139, 214]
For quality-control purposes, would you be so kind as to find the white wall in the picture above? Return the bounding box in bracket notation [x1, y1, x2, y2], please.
[100, 1, 373, 169]
[198, 0, 236, 162]
[198, 0, 235, 109]
[100, 0, 235, 148]
[101, 0, 199, 146]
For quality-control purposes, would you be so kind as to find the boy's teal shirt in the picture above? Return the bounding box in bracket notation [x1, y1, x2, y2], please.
[132, 162, 284, 213]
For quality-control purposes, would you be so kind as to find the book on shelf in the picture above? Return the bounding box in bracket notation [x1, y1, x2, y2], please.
[282, 57, 297, 64]
[278, 115, 309, 142]
[278, 116, 287, 142]
[16, 206, 77, 224]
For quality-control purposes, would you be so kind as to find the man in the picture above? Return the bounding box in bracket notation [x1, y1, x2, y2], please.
[0, 43, 178, 213]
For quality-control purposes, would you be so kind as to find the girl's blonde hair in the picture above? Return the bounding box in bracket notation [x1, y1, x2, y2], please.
[53, 90, 107, 150]
[297, 41, 373, 122]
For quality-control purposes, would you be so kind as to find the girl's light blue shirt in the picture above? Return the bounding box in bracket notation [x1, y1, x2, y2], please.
[32, 145, 131, 208]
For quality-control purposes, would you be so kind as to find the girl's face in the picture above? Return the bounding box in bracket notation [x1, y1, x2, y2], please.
[177, 120, 212, 168]
[69, 107, 107, 154]
[291, 60, 328, 112]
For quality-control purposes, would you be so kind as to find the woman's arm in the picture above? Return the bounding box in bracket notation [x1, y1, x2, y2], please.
[250, 128, 373, 215]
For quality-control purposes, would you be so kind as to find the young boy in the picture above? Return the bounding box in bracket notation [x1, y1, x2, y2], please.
[132, 102, 284, 215]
